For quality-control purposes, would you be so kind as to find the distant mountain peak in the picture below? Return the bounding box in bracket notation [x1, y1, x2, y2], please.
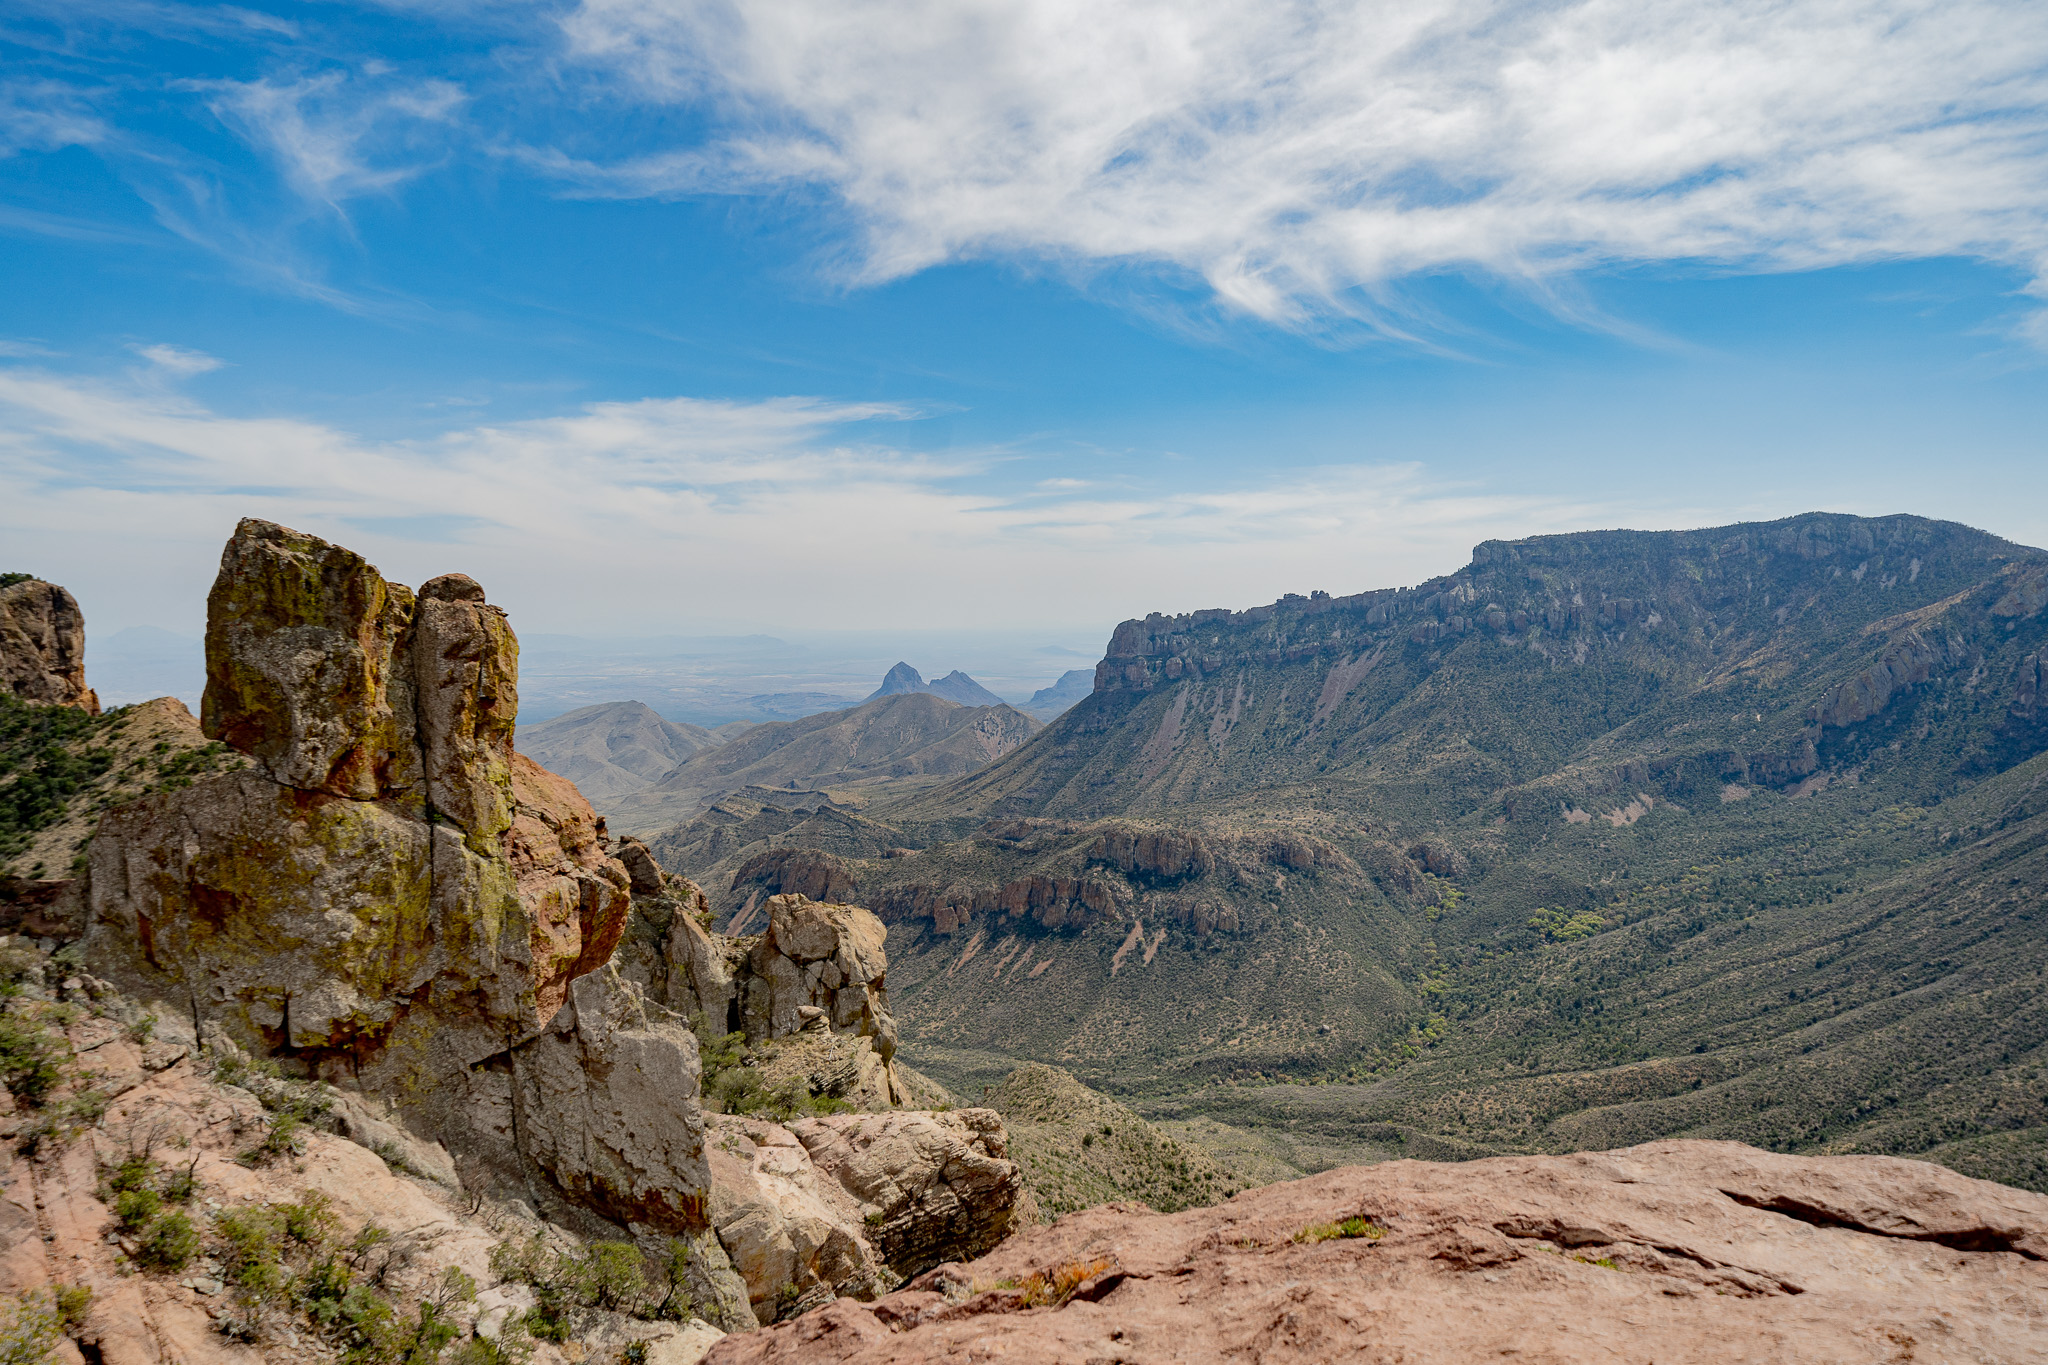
[925, 670, 1006, 708]
[869, 662, 928, 699]
[862, 662, 1005, 708]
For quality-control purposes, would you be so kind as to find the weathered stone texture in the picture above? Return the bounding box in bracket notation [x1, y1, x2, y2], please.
[85, 517, 630, 1119]
[789, 1110, 1025, 1278]
[0, 577, 98, 713]
[708, 1139, 2048, 1365]
[200, 519, 417, 800]
[512, 966, 712, 1235]
[745, 895, 896, 1065]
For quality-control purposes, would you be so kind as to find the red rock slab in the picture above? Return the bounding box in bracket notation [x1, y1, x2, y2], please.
[705, 1140, 2048, 1365]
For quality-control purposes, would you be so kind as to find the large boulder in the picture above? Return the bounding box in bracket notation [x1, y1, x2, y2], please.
[788, 1110, 1026, 1278]
[743, 895, 898, 1072]
[706, 1114, 889, 1320]
[705, 1108, 1027, 1320]
[0, 577, 98, 713]
[512, 965, 713, 1234]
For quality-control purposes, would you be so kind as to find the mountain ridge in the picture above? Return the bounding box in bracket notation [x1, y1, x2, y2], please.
[649, 511, 2048, 1192]
[609, 690, 1041, 836]
[864, 661, 1008, 708]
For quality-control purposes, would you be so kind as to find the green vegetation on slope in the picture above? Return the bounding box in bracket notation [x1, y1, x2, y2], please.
[650, 513, 2048, 1192]
[0, 696, 246, 879]
[975, 1063, 1267, 1218]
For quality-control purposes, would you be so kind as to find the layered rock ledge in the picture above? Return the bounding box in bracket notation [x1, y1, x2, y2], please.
[708, 1140, 2048, 1364]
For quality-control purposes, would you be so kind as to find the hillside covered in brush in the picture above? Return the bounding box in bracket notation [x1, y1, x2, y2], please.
[646, 513, 2048, 1190]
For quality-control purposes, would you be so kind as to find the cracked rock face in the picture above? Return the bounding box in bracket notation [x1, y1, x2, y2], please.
[512, 965, 713, 1235]
[706, 1108, 1026, 1322]
[745, 895, 897, 1067]
[84, 518, 630, 1107]
[705, 1139, 2048, 1365]
[0, 577, 98, 714]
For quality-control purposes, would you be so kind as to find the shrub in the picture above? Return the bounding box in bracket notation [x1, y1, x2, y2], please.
[158, 1158, 198, 1204]
[105, 1152, 156, 1196]
[113, 1187, 160, 1232]
[239, 1112, 304, 1165]
[51, 1284, 89, 1334]
[583, 1242, 645, 1312]
[1293, 1216, 1385, 1244]
[281, 1190, 338, 1246]
[0, 1291, 57, 1365]
[215, 1205, 289, 1291]
[649, 1238, 698, 1322]
[136, 1211, 199, 1271]
[0, 1015, 65, 1106]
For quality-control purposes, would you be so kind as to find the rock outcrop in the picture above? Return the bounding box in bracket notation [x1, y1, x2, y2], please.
[61, 518, 1028, 1359]
[85, 521, 631, 1097]
[73, 521, 740, 1279]
[707, 1140, 2048, 1364]
[790, 1111, 1025, 1278]
[705, 1110, 1027, 1321]
[0, 576, 98, 713]
[742, 895, 893, 1057]
[511, 965, 713, 1233]
[0, 935, 730, 1365]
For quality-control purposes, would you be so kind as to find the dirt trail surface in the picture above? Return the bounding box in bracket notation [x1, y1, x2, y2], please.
[706, 1139, 2048, 1364]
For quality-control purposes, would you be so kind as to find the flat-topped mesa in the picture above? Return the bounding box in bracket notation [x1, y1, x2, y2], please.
[1089, 511, 2038, 696]
[0, 575, 99, 714]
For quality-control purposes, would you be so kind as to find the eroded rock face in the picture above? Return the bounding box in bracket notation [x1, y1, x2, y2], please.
[706, 1140, 2048, 1365]
[201, 520, 418, 801]
[789, 1110, 1025, 1278]
[706, 1108, 1027, 1321]
[0, 577, 98, 713]
[84, 518, 631, 1140]
[706, 1115, 889, 1319]
[512, 965, 712, 1235]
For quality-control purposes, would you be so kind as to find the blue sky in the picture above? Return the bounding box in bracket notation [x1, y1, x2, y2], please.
[3, 0, 2047, 658]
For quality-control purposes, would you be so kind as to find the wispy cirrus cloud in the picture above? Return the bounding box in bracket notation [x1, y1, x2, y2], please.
[204, 70, 465, 210]
[554, 0, 2048, 325]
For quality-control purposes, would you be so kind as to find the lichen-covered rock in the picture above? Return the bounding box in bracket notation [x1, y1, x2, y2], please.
[512, 965, 712, 1234]
[200, 519, 419, 800]
[411, 573, 519, 851]
[0, 577, 98, 713]
[84, 518, 632, 1158]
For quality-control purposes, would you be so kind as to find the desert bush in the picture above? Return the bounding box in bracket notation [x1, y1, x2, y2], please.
[136, 1211, 198, 1271]
[0, 1013, 65, 1106]
[113, 1187, 160, 1232]
[1293, 1217, 1385, 1244]
[0, 1291, 57, 1365]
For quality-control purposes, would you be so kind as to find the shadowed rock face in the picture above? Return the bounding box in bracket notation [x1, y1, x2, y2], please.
[705, 1139, 2048, 1365]
[0, 577, 98, 713]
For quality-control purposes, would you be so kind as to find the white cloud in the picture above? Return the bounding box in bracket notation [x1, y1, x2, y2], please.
[0, 360, 1628, 636]
[130, 343, 223, 376]
[206, 71, 465, 209]
[0, 80, 106, 158]
[556, 0, 2048, 324]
